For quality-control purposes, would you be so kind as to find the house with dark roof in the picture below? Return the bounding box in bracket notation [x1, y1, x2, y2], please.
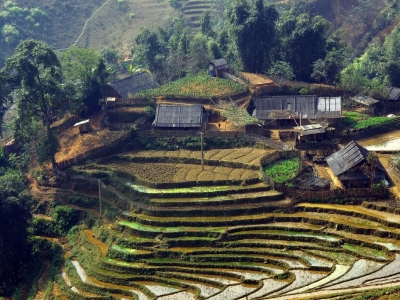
[107, 71, 158, 99]
[325, 141, 386, 188]
[386, 87, 400, 101]
[209, 59, 229, 77]
[252, 95, 341, 127]
[152, 104, 208, 130]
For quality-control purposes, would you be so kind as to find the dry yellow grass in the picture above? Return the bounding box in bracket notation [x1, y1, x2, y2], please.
[127, 148, 274, 166]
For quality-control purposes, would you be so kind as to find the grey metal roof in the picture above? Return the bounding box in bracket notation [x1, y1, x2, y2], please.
[109, 71, 158, 98]
[386, 87, 400, 101]
[325, 141, 370, 176]
[253, 95, 341, 120]
[294, 124, 325, 136]
[153, 104, 205, 128]
[351, 95, 379, 106]
[210, 58, 229, 70]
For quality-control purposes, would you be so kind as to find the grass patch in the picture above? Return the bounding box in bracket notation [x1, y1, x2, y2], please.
[135, 72, 247, 99]
[264, 158, 300, 183]
[342, 111, 394, 130]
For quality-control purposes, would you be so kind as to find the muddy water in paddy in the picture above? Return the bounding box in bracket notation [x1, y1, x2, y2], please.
[358, 130, 400, 151]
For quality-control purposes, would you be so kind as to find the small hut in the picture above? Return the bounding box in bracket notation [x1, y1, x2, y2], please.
[294, 124, 326, 142]
[325, 141, 386, 188]
[74, 119, 91, 134]
[209, 59, 229, 77]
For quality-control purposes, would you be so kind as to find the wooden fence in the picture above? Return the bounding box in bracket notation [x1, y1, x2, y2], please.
[115, 98, 152, 107]
[55, 132, 130, 169]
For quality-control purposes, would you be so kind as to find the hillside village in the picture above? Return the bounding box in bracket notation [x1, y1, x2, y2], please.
[15, 60, 400, 299]
[4, 0, 400, 299]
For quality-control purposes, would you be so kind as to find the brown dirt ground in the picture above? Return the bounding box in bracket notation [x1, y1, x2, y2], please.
[240, 72, 274, 86]
[55, 110, 125, 163]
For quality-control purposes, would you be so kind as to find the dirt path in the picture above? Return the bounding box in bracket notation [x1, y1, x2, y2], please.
[33, 261, 51, 300]
[57, 0, 113, 50]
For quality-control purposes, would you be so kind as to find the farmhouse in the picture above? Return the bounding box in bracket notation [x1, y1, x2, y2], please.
[325, 141, 386, 188]
[350, 95, 379, 115]
[107, 71, 158, 99]
[152, 104, 208, 130]
[252, 95, 342, 127]
[209, 58, 229, 77]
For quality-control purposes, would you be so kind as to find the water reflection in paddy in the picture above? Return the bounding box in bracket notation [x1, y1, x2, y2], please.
[358, 131, 400, 151]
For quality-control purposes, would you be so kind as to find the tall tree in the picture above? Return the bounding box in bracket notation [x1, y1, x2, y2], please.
[226, 0, 278, 73]
[0, 170, 31, 295]
[58, 47, 109, 116]
[6, 39, 63, 168]
[277, 13, 329, 81]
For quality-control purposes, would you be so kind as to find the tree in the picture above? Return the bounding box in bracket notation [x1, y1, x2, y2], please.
[6, 39, 63, 169]
[361, 152, 379, 189]
[200, 11, 213, 37]
[268, 60, 295, 81]
[58, 47, 110, 116]
[226, 0, 278, 73]
[277, 13, 329, 81]
[0, 170, 31, 295]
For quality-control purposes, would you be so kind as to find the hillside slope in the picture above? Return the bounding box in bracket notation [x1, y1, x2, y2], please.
[13, 0, 177, 54]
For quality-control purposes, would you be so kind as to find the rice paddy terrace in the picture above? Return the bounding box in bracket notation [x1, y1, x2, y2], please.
[181, 0, 212, 29]
[54, 148, 400, 299]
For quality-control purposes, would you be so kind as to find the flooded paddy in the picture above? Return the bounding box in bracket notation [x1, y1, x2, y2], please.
[237, 279, 288, 299]
[324, 254, 400, 290]
[208, 284, 256, 300]
[137, 282, 180, 296]
[190, 283, 221, 298]
[271, 269, 327, 296]
[358, 130, 400, 152]
[324, 259, 384, 287]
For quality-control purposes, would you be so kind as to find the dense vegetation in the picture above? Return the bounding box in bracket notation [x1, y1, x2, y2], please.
[136, 72, 247, 98]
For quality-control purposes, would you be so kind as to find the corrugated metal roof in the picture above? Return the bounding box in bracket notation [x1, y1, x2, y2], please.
[294, 124, 325, 136]
[153, 104, 205, 127]
[386, 87, 400, 101]
[210, 58, 228, 67]
[74, 119, 90, 127]
[253, 95, 342, 120]
[110, 72, 158, 98]
[351, 95, 379, 106]
[325, 141, 370, 176]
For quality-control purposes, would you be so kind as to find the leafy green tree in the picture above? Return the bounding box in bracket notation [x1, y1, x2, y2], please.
[188, 33, 211, 73]
[0, 170, 31, 295]
[58, 47, 109, 116]
[200, 11, 213, 37]
[132, 27, 168, 73]
[225, 0, 278, 72]
[51, 206, 78, 236]
[6, 39, 63, 168]
[268, 60, 295, 80]
[277, 12, 329, 81]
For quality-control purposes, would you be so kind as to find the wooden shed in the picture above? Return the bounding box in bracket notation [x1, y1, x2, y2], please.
[326, 141, 386, 188]
[152, 104, 208, 130]
[294, 124, 326, 142]
[209, 58, 229, 77]
[74, 119, 91, 134]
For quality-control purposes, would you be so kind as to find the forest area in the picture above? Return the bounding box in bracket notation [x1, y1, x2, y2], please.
[1, 0, 400, 298]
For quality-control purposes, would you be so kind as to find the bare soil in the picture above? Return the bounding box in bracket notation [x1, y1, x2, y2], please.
[55, 110, 125, 163]
[240, 72, 274, 86]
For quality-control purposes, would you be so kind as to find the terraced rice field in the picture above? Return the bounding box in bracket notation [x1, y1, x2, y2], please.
[181, 0, 212, 29]
[57, 149, 400, 299]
